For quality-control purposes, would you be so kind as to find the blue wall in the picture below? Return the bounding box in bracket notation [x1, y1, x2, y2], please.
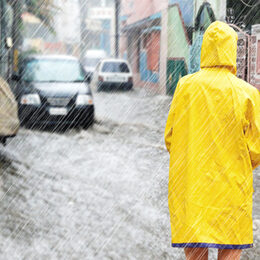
[140, 51, 159, 83]
[169, 0, 194, 26]
[189, 33, 203, 73]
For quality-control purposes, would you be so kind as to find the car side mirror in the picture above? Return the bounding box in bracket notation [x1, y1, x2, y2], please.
[11, 74, 21, 81]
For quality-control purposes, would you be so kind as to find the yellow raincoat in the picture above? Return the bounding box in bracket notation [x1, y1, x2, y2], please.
[165, 21, 260, 249]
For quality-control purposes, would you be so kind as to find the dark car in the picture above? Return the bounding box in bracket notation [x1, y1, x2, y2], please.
[12, 55, 94, 129]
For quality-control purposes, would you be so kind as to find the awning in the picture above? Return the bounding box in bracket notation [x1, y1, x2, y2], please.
[142, 26, 161, 33]
[122, 12, 161, 32]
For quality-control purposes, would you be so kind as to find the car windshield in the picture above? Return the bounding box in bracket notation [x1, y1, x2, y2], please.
[101, 62, 130, 73]
[22, 59, 86, 82]
[82, 57, 100, 67]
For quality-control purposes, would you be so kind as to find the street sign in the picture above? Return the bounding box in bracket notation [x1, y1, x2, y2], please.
[85, 19, 102, 31]
[88, 7, 114, 20]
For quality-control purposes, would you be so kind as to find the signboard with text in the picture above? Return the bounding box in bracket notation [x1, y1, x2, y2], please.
[88, 7, 114, 20]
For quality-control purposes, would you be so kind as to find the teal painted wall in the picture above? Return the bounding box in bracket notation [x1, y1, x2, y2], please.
[167, 5, 190, 63]
[167, 5, 190, 95]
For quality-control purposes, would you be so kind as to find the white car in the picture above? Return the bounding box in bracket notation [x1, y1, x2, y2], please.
[91, 59, 133, 91]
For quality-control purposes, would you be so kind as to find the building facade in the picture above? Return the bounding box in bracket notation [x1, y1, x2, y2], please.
[87, 6, 115, 56]
[120, 0, 227, 94]
[120, 0, 168, 91]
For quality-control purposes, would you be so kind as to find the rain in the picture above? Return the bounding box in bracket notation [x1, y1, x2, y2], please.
[0, 0, 259, 259]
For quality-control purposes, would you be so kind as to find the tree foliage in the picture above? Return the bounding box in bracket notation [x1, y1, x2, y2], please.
[25, 0, 57, 31]
[8, 0, 57, 31]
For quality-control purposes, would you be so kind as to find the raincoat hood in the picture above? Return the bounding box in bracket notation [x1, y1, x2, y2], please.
[200, 21, 238, 74]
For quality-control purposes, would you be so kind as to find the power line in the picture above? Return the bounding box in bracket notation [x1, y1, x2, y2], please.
[239, 0, 260, 8]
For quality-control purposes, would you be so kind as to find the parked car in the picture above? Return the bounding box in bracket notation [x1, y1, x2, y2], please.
[0, 77, 19, 145]
[91, 59, 133, 91]
[12, 55, 94, 129]
[82, 49, 107, 81]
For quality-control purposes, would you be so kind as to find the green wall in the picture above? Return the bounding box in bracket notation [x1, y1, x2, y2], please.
[167, 5, 190, 62]
[167, 5, 190, 95]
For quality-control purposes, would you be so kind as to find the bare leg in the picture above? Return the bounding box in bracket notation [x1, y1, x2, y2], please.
[184, 247, 208, 260]
[217, 249, 242, 260]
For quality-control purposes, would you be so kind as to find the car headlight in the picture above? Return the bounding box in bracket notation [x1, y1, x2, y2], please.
[20, 94, 41, 105]
[76, 94, 93, 106]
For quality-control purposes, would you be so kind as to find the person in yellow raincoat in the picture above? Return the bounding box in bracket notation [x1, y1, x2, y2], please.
[165, 21, 260, 260]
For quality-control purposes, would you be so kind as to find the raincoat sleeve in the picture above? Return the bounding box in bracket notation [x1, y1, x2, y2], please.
[164, 82, 180, 153]
[244, 89, 260, 170]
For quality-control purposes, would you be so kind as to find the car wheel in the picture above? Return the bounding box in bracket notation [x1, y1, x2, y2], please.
[82, 114, 94, 129]
[18, 113, 28, 127]
[124, 85, 133, 91]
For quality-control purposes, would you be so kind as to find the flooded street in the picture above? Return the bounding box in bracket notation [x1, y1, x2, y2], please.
[0, 89, 259, 260]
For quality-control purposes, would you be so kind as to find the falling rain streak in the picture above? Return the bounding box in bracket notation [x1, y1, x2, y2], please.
[0, 0, 259, 259]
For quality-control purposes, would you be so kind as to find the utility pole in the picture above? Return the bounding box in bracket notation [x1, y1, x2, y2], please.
[115, 0, 120, 58]
[0, 0, 7, 77]
[11, 0, 23, 75]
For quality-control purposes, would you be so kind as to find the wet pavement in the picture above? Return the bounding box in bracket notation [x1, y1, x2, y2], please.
[0, 89, 259, 259]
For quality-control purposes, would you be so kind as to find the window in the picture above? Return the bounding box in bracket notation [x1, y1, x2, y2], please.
[23, 59, 86, 82]
[101, 62, 130, 73]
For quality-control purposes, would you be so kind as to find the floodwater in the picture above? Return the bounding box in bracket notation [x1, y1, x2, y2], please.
[0, 89, 259, 259]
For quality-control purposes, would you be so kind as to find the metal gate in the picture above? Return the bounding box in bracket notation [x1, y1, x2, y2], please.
[166, 58, 188, 95]
[229, 24, 252, 83]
